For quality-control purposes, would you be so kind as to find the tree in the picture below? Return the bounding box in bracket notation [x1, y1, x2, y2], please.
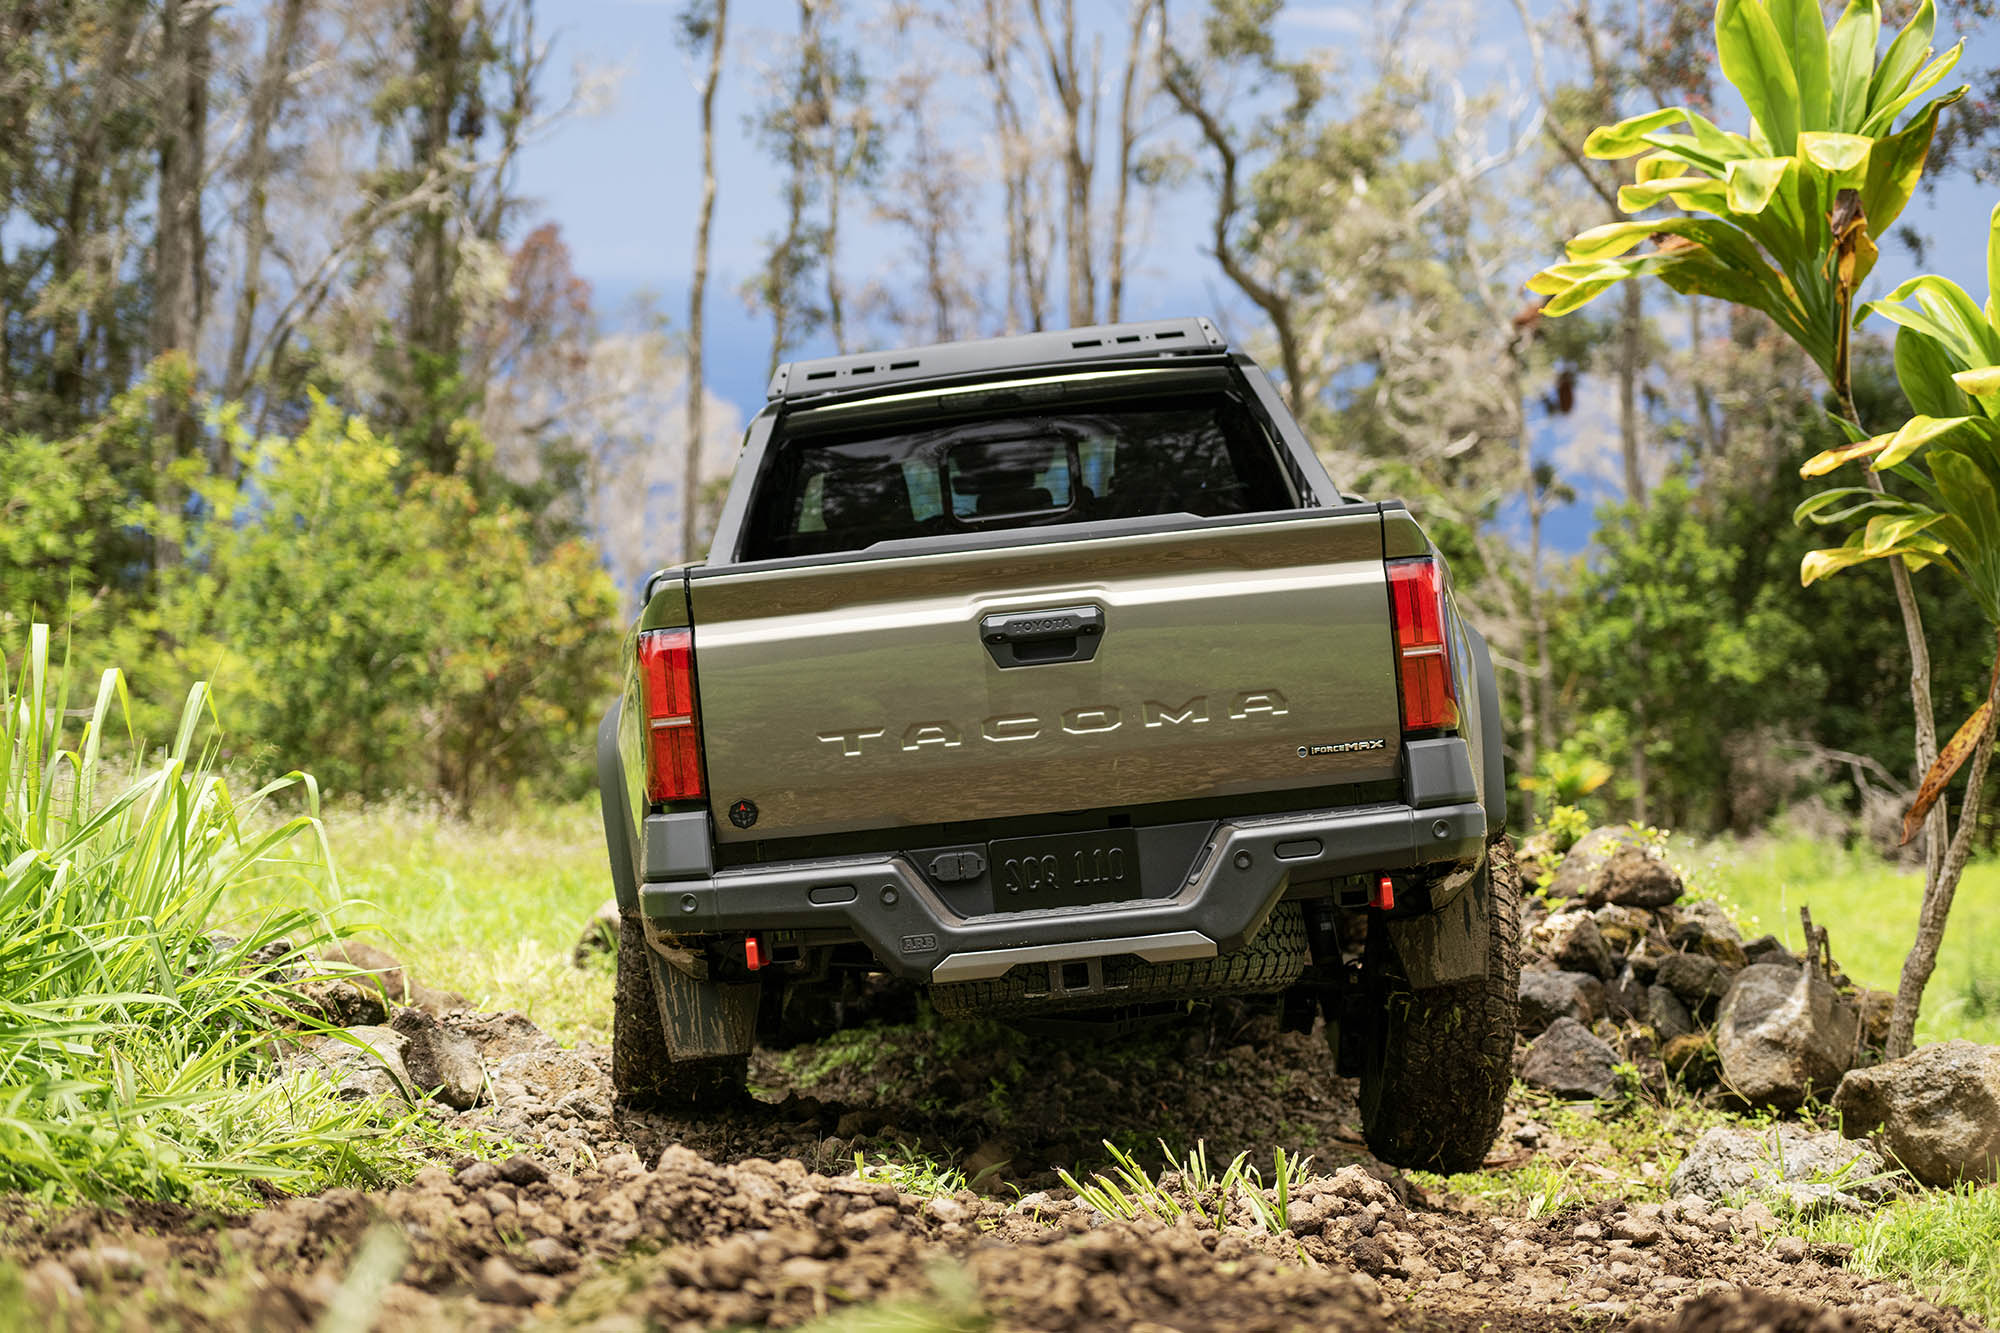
[680, 0, 728, 562]
[1531, 0, 1976, 1054]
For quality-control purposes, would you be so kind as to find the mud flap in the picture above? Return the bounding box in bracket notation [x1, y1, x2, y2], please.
[645, 940, 759, 1061]
[1383, 856, 1491, 990]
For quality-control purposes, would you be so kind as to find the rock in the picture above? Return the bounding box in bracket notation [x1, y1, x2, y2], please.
[573, 898, 621, 968]
[1604, 965, 1650, 1023]
[473, 1255, 541, 1307]
[491, 1049, 613, 1111]
[521, 1236, 579, 1274]
[407, 981, 473, 1016]
[1671, 899, 1742, 945]
[1854, 988, 1895, 1050]
[1517, 970, 1604, 1034]
[1715, 963, 1859, 1110]
[456, 1159, 502, 1189]
[1662, 1032, 1715, 1083]
[23, 1258, 81, 1309]
[450, 1010, 558, 1061]
[1669, 1125, 1899, 1214]
[1834, 1040, 2000, 1187]
[1742, 934, 1797, 967]
[390, 1007, 485, 1109]
[318, 941, 412, 1006]
[498, 1154, 549, 1186]
[925, 1196, 967, 1225]
[287, 1025, 411, 1102]
[1546, 827, 1651, 902]
[1645, 985, 1694, 1042]
[1601, 847, 1683, 909]
[1519, 1017, 1620, 1100]
[1538, 911, 1616, 980]
[1655, 952, 1730, 1014]
[1592, 905, 1654, 955]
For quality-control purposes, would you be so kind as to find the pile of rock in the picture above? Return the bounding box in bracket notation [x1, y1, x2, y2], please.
[1513, 827, 1885, 1111]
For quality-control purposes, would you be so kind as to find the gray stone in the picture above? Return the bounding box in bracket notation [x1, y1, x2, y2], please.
[1835, 1040, 2000, 1187]
[1546, 827, 1650, 902]
[1669, 1124, 1899, 1214]
[1601, 847, 1684, 908]
[317, 941, 412, 1005]
[1646, 985, 1694, 1042]
[390, 1007, 485, 1109]
[1743, 934, 1798, 967]
[1656, 952, 1731, 1013]
[1671, 899, 1743, 946]
[1716, 963, 1859, 1110]
[1519, 1017, 1620, 1100]
[573, 897, 621, 968]
[1539, 911, 1616, 980]
[1518, 970, 1604, 1034]
[287, 1025, 412, 1102]
[1605, 965, 1650, 1023]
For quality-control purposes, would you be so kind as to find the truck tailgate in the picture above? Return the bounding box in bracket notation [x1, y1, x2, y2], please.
[688, 509, 1400, 845]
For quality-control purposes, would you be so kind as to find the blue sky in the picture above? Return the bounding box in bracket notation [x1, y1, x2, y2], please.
[513, 0, 1998, 550]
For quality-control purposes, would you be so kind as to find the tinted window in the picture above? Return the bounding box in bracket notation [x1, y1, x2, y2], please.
[742, 393, 1295, 560]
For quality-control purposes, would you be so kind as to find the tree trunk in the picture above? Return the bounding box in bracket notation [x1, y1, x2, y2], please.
[151, 0, 211, 566]
[1106, 0, 1152, 324]
[681, 0, 728, 563]
[1030, 0, 1094, 327]
[224, 0, 310, 409]
[1889, 632, 2000, 1057]
[406, 0, 468, 475]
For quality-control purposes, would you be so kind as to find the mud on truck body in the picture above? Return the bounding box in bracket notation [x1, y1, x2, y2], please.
[598, 316, 1519, 1172]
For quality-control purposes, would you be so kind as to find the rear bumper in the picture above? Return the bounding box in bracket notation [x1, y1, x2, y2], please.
[637, 798, 1486, 981]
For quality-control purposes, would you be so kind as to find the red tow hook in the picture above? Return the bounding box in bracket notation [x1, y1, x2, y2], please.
[1370, 875, 1396, 911]
[744, 935, 765, 971]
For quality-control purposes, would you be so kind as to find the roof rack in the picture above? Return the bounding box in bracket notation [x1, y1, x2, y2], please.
[766, 316, 1228, 402]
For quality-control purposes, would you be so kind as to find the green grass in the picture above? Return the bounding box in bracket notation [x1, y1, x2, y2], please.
[1794, 1182, 2000, 1324]
[312, 799, 614, 1043]
[1675, 836, 2000, 1046]
[0, 625, 448, 1206]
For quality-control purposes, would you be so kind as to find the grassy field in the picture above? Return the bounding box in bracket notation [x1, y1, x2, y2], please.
[314, 799, 615, 1043]
[1676, 836, 2000, 1047]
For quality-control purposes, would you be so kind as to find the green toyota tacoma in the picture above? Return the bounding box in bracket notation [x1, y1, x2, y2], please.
[597, 316, 1519, 1172]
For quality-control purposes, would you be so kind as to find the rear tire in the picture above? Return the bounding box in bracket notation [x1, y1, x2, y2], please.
[1356, 837, 1521, 1174]
[612, 914, 749, 1110]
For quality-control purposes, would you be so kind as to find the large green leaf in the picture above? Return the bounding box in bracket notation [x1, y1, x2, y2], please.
[1827, 0, 1882, 132]
[1875, 414, 1976, 470]
[1585, 108, 1690, 159]
[1618, 176, 1731, 213]
[1794, 484, 1921, 525]
[1860, 43, 1965, 137]
[1988, 202, 2000, 327]
[1770, 0, 1832, 131]
[1718, 0, 1802, 153]
[1897, 325, 1975, 418]
[1864, 275, 2000, 364]
[1868, 0, 1936, 117]
[1725, 155, 1793, 213]
[1858, 88, 1966, 237]
[1797, 131, 1870, 177]
[1956, 367, 2000, 399]
[1932, 448, 2000, 621]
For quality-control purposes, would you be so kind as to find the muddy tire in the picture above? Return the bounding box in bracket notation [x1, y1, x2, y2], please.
[1357, 838, 1521, 1174]
[612, 914, 749, 1109]
[928, 901, 1309, 1020]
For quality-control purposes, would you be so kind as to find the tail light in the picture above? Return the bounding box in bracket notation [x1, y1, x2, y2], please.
[637, 628, 704, 802]
[1387, 557, 1459, 733]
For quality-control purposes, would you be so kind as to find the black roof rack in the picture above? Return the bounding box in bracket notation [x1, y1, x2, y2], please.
[766, 316, 1228, 402]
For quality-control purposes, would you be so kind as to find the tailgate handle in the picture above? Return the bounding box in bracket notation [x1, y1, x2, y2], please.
[979, 605, 1105, 669]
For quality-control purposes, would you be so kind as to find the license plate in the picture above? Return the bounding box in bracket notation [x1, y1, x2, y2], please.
[987, 828, 1143, 910]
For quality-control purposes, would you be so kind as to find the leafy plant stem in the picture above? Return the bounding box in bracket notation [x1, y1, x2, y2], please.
[1891, 628, 2000, 1055]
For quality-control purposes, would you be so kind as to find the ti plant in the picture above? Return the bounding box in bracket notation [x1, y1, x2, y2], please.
[1528, 0, 1964, 407]
[1528, 0, 1979, 1057]
[1797, 208, 2000, 1053]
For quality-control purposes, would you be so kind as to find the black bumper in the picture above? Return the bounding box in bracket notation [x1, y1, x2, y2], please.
[638, 799, 1487, 981]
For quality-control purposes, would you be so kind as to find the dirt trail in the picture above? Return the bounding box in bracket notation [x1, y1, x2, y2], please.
[3, 1002, 1985, 1332]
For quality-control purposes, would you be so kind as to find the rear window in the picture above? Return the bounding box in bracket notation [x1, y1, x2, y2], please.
[741, 393, 1296, 560]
